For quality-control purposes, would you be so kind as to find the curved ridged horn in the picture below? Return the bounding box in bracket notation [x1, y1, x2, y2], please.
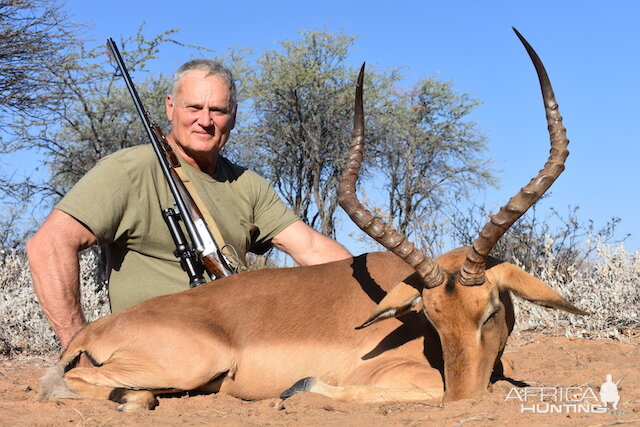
[338, 64, 446, 289]
[460, 27, 570, 286]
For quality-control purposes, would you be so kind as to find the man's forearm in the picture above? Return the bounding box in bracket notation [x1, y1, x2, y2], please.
[27, 234, 87, 348]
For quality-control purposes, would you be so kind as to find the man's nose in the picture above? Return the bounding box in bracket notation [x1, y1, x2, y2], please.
[197, 109, 213, 127]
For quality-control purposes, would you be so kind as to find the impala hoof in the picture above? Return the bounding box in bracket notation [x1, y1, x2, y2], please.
[110, 388, 158, 411]
[280, 377, 316, 399]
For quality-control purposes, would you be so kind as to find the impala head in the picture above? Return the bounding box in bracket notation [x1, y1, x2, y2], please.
[339, 28, 587, 401]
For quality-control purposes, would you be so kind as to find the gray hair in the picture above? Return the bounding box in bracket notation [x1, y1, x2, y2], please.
[172, 59, 237, 111]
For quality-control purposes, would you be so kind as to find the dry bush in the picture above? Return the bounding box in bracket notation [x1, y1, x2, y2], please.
[0, 249, 109, 356]
[512, 239, 640, 339]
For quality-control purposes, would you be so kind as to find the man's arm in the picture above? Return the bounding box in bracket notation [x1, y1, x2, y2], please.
[271, 220, 352, 266]
[26, 209, 98, 349]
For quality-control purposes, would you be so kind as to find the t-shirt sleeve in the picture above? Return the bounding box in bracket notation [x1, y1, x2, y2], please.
[55, 154, 135, 246]
[246, 170, 299, 254]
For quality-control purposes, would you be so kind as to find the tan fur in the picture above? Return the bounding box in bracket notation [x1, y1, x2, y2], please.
[39, 249, 583, 410]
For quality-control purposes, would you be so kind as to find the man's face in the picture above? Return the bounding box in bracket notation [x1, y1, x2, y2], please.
[165, 69, 236, 164]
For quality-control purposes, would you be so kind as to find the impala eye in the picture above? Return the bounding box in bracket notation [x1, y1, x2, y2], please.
[483, 307, 499, 326]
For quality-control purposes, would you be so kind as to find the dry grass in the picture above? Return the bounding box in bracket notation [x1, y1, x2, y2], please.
[0, 240, 638, 356]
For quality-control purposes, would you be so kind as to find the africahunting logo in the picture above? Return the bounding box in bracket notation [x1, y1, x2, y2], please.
[505, 373, 627, 415]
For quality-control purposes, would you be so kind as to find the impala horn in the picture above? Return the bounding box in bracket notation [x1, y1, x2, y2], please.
[338, 64, 446, 289]
[460, 28, 570, 286]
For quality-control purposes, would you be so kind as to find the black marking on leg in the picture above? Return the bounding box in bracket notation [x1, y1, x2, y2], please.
[108, 387, 128, 403]
[148, 396, 159, 410]
[279, 377, 315, 399]
[63, 351, 102, 373]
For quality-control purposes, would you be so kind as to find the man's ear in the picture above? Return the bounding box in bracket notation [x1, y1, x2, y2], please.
[165, 94, 174, 122]
[356, 281, 423, 330]
[487, 262, 588, 315]
[230, 103, 237, 130]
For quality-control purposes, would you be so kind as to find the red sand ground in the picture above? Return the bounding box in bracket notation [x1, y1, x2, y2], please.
[1, 332, 638, 426]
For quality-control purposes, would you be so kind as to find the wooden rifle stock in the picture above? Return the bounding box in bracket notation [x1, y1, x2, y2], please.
[107, 38, 237, 286]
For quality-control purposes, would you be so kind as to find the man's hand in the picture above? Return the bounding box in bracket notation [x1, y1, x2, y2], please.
[272, 220, 352, 266]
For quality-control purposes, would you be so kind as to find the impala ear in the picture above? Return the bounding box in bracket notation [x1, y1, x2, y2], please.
[356, 281, 423, 330]
[487, 261, 588, 315]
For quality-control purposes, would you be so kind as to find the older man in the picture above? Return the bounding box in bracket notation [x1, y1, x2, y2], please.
[27, 59, 351, 349]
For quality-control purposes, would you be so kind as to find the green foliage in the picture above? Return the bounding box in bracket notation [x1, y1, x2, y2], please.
[2, 28, 175, 208]
[232, 28, 491, 243]
[0, 15, 240, 245]
[232, 30, 374, 236]
[0, 0, 77, 118]
[0, 0, 79, 245]
[371, 77, 495, 251]
[0, 18, 497, 249]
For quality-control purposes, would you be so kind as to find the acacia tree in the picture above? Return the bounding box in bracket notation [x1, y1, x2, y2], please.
[233, 30, 398, 237]
[232, 29, 494, 245]
[0, 0, 76, 119]
[0, 0, 80, 247]
[370, 78, 495, 252]
[1, 29, 179, 210]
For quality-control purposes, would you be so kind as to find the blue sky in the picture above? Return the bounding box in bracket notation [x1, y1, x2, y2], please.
[7, 0, 639, 253]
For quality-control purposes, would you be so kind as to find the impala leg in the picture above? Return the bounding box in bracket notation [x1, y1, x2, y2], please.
[64, 367, 124, 400]
[281, 362, 443, 403]
[64, 366, 164, 411]
[280, 377, 443, 403]
[492, 355, 515, 380]
[108, 388, 159, 412]
[281, 377, 442, 403]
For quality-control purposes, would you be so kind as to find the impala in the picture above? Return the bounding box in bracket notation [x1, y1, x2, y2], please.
[40, 28, 585, 411]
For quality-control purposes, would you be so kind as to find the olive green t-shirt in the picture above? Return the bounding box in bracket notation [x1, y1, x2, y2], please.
[56, 145, 298, 311]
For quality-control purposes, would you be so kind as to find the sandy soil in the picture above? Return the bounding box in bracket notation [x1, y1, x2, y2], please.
[1, 332, 638, 426]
